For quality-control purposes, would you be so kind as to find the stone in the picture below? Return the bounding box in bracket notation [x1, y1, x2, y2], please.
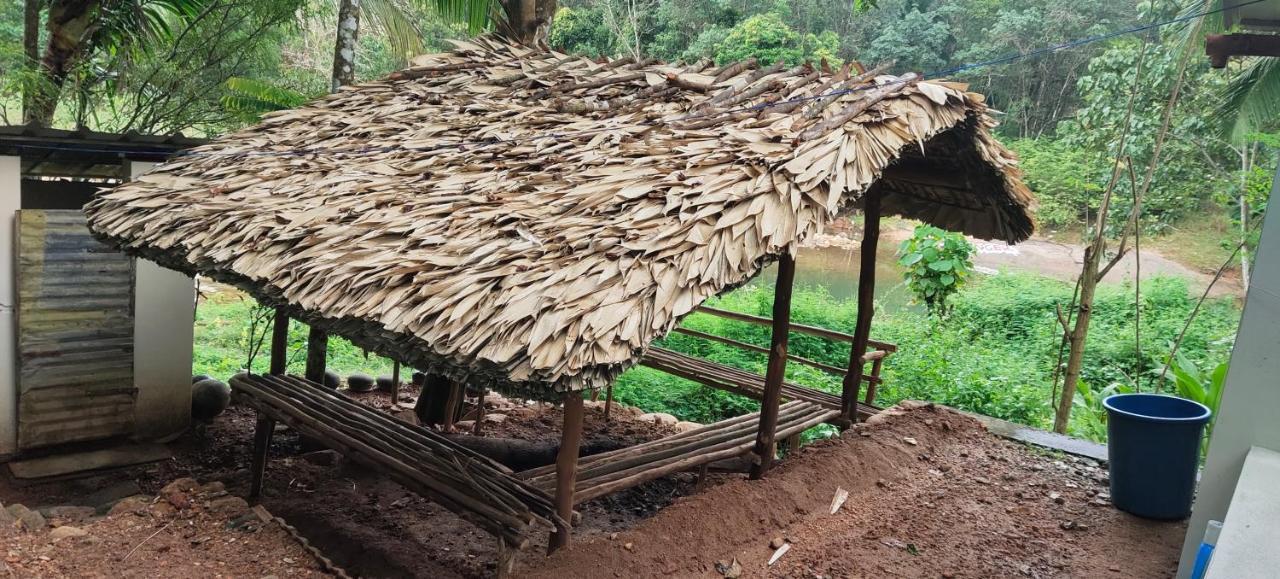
[108, 496, 152, 516]
[49, 526, 87, 541]
[347, 373, 375, 392]
[715, 558, 742, 578]
[208, 496, 250, 517]
[637, 412, 678, 425]
[323, 370, 341, 389]
[902, 437, 919, 446]
[376, 375, 397, 391]
[192, 379, 232, 421]
[454, 420, 476, 431]
[769, 536, 786, 549]
[623, 542, 634, 551]
[39, 506, 94, 523]
[0, 505, 14, 526]
[13, 507, 45, 532]
[484, 413, 508, 424]
[674, 421, 703, 433]
[150, 502, 177, 517]
[199, 481, 227, 494]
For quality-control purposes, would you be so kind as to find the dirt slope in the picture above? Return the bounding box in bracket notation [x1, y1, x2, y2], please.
[525, 403, 1185, 578]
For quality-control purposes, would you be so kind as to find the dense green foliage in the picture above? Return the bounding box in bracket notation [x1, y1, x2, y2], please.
[610, 273, 1239, 441]
[897, 225, 974, 314]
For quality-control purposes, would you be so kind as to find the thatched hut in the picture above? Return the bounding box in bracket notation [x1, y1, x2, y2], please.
[85, 36, 1034, 561]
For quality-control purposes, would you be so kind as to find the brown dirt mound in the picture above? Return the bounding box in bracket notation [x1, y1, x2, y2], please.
[525, 402, 1186, 578]
[0, 478, 330, 577]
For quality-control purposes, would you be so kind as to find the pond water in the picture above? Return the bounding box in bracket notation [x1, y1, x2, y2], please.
[746, 242, 917, 313]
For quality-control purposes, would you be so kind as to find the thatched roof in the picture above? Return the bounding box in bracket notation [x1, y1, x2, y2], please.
[86, 37, 1035, 398]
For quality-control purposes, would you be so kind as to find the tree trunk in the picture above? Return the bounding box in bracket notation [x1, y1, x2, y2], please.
[1054, 245, 1101, 433]
[498, 0, 558, 46]
[21, 0, 41, 123]
[331, 0, 361, 92]
[28, 0, 100, 126]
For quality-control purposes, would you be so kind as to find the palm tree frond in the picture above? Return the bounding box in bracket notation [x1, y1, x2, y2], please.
[1218, 57, 1280, 141]
[222, 76, 308, 118]
[426, 0, 498, 35]
[362, 0, 426, 63]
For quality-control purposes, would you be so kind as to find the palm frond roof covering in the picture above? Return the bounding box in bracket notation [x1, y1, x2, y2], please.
[86, 36, 1035, 397]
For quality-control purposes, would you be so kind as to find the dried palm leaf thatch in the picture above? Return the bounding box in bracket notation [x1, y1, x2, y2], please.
[85, 36, 1035, 399]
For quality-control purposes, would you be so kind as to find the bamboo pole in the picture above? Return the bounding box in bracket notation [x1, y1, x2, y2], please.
[269, 309, 289, 375]
[842, 190, 881, 425]
[390, 360, 401, 404]
[751, 252, 796, 480]
[693, 306, 896, 352]
[549, 393, 584, 553]
[603, 384, 614, 422]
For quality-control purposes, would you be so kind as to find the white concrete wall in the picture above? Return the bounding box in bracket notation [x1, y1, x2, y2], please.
[128, 160, 195, 442]
[1178, 167, 1280, 576]
[0, 157, 18, 457]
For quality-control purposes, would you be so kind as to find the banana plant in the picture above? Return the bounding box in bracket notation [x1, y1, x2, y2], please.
[1071, 380, 1133, 442]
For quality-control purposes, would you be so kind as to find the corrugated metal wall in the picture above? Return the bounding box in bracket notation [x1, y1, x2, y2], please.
[15, 210, 136, 449]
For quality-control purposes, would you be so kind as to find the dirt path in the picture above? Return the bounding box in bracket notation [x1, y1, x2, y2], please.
[525, 403, 1185, 578]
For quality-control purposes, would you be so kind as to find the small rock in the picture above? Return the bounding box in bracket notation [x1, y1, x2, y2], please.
[875, 479, 891, 489]
[161, 478, 199, 495]
[608, 533, 618, 541]
[637, 412, 678, 425]
[208, 496, 250, 517]
[162, 490, 191, 510]
[323, 370, 341, 389]
[347, 373, 375, 392]
[484, 413, 508, 424]
[0, 506, 14, 526]
[715, 558, 742, 578]
[673, 421, 702, 433]
[974, 477, 991, 485]
[48, 526, 87, 541]
[455, 420, 476, 430]
[623, 542, 634, 551]
[376, 375, 397, 391]
[150, 502, 177, 517]
[84, 481, 142, 511]
[108, 496, 152, 516]
[199, 481, 227, 494]
[40, 506, 94, 523]
[1050, 492, 1065, 505]
[902, 437, 919, 446]
[13, 507, 45, 532]
[769, 536, 786, 549]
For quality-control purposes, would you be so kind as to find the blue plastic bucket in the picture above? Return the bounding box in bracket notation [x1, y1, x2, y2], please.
[1104, 393, 1211, 519]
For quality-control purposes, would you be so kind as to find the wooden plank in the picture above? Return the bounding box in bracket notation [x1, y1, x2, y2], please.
[693, 306, 897, 352]
[751, 252, 796, 479]
[672, 327, 847, 375]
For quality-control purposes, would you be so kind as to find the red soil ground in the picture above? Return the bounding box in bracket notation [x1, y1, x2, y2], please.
[1, 395, 1185, 578]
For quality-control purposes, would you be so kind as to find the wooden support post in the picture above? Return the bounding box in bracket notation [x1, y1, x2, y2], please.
[603, 384, 614, 422]
[390, 360, 401, 404]
[695, 463, 710, 492]
[750, 251, 796, 480]
[841, 190, 881, 425]
[249, 413, 274, 501]
[864, 356, 885, 405]
[304, 325, 328, 384]
[269, 309, 289, 376]
[443, 380, 465, 431]
[473, 388, 487, 435]
[549, 392, 584, 554]
[786, 433, 801, 455]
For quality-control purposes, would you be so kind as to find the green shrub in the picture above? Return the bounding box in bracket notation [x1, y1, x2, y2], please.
[898, 225, 975, 315]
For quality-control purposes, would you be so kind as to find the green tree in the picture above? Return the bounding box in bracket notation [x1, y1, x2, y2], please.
[711, 12, 840, 66]
[897, 225, 975, 315]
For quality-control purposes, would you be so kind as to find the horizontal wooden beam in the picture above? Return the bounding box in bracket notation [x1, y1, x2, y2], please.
[694, 305, 897, 352]
[1206, 33, 1280, 68]
[671, 327, 885, 378]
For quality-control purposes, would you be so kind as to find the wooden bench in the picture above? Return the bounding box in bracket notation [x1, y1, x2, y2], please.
[230, 373, 566, 572]
[641, 347, 880, 419]
[518, 400, 838, 503]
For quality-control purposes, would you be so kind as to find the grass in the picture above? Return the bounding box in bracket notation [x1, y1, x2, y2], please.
[1155, 210, 1240, 274]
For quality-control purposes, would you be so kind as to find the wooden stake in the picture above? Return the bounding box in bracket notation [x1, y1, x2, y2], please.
[390, 360, 401, 404]
[249, 413, 274, 501]
[304, 325, 328, 384]
[864, 357, 885, 405]
[497, 537, 517, 578]
[269, 309, 288, 376]
[750, 251, 796, 480]
[603, 384, 614, 422]
[549, 393, 584, 554]
[842, 190, 881, 425]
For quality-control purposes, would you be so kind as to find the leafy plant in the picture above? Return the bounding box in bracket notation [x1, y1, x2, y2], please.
[897, 225, 974, 315]
[1167, 353, 1227, 453]
[1070, 380, 1132, 442]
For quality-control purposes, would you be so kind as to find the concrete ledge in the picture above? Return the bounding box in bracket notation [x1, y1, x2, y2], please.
[961, 410, 1108, 462]
[1206, 446, 1280, 578]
